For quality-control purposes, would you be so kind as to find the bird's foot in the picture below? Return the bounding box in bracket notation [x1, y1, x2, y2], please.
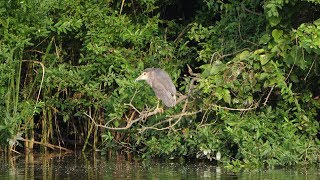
[140, 110, 149, 122]
[155, 100, 164, 114]
[156, 107, 164, 114]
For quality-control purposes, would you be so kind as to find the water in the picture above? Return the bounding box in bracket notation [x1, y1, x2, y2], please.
[0, 151, 319, 179]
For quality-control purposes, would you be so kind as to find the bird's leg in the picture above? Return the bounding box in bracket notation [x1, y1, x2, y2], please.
[140, 109, 149, 122]
[156, 100, 164, 114]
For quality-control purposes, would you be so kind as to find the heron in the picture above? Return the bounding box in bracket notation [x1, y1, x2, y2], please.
[135, 68, 176, 108]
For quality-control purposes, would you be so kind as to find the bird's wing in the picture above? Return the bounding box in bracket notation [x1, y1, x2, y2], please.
[153, 69, 176, 95]
[146, 68, 177, 107]
[152, 84, 175, 107]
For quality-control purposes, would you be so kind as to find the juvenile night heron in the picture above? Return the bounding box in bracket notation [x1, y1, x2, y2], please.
[135, 68, 176, 107]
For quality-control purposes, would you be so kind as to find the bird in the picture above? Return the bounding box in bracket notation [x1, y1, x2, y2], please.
[135, 68, 176, 108]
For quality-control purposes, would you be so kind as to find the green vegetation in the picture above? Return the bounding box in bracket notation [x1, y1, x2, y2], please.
[1, 0, 320, 169]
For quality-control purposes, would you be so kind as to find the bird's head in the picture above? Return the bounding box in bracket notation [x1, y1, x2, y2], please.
[135, 68, 153, 82]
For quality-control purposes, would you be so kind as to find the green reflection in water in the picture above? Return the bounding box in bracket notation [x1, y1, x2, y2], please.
[0, 151, 319, 179]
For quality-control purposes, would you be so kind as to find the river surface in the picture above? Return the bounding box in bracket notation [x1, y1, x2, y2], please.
[0, 151, 319, 179]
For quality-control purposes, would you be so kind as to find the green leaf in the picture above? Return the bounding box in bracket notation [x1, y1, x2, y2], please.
[268, 16, 281, 27]
[289, 74, 299, 83]
[314, 18, 320, 26]
[114, 120, 120, 127]
[254, 49, 265, 55]
[223, 89, 231, 104]
[272, 29, 283, 41]
[239, 51, 250, 60]
[259, 34, 271, 44]
[210, 64, 223, 75]
[200, 64, 211, 77]
[260, 54, 271, 65]
[215, 88, 231, 104]
[63, 115, 69, 122]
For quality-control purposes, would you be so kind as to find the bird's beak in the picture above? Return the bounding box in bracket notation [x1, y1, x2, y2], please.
[135, 75, 143, 82]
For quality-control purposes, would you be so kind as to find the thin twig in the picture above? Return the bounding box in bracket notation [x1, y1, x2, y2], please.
[138, 110, 202, 132]
[169, 76, 195, 131]
[241, 3, 263, 16]
[263, 85, 274, 106]
[24, 50, 45, 54]
[304, 57, 316, 81]
[200, 109, 211, 125]
[10, 148, 21, 154]
[187, 64, 200, 77]
[199, 120, 218, 128]
[285, 65, 294, 81]
[130, 0, 136, 16]
[120, 0, 125, 14]
[211, 103, 258, 111]
[174, 24, 193, 45]
[21, 60, 45, 111]
[220, 48, 252, 61]
[264, 62, 294, 106]
[237, 8, 259, 46]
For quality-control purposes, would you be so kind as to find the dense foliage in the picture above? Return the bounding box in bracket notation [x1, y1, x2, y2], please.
[1, 0, 320, 169]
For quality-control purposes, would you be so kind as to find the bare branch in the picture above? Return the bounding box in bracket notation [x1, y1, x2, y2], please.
[187, 64, 200, 77]
[211, 103, 258, 111]
[120, 0, 125, 14]
[138, 110, 202, 132]
[84, 106, 164, 130]
[241, 4, 263, 16]
[304, 56, 316, 81]
[263, 85, 274, 106]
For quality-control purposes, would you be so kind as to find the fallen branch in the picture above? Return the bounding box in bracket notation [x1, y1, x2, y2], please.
[19, 138, 72, 152]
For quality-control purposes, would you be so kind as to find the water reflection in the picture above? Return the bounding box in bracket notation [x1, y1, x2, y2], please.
[0, 151, 319, 179]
